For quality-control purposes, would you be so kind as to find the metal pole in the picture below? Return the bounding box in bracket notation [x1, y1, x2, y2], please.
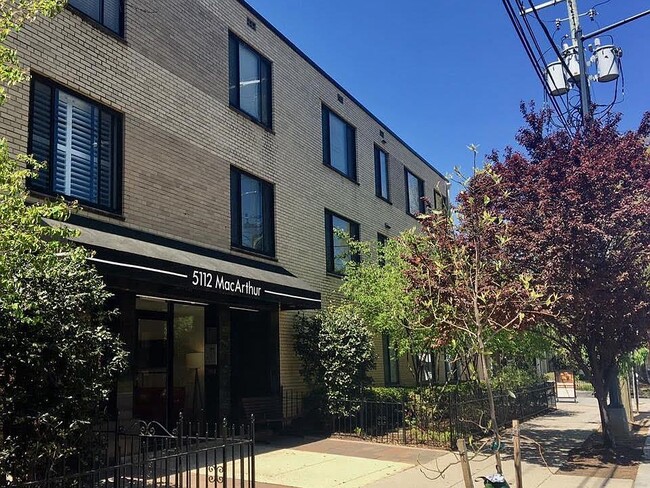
[576, 28, 591, 120]
[521, 0, 564, 15]
[583, 9, 650, 40]
[566, 0, 591, 121]
[633, 365, 640, 414]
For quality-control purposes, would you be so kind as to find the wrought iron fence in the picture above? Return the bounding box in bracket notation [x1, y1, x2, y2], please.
[450, 382, 556, 445]
[331, 383, 556, 449]
[331, 399, 453, 447]
[11, 416, 256, 488]
[281, 388, 306, 423]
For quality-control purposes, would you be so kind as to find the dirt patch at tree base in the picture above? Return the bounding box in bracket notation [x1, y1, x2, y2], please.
[558, 418, 649, 479]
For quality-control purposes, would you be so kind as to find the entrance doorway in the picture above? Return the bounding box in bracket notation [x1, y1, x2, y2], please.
[133, 297, 206, 425]
[230, 309, 279, 418]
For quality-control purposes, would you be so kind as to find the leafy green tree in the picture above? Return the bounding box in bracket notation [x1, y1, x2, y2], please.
[340, 234, 434, 385]
[341, 234, 551, 387]
[0, 0, 127, 480]
[294, 308, 375, 415]
[0, 0, 66, 103]
[402, 166, 548, 472]
[0, 138, 128, 481]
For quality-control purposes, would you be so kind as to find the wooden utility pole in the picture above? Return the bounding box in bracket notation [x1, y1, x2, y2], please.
[457, 438, 474, 488]
[513, 420, 523, 488]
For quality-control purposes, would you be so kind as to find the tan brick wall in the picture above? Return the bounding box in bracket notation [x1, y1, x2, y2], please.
[0, 0, 447, 391]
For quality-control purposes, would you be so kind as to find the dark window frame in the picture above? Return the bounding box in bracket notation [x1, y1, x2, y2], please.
[67, 0, 125, 38]
[27, 74, 124, 215]
[404, 168, 425, 217]
[382, 333, 400, 386]
[433, 189, 443, 210]
[229, 32, 273, 129]
[374, 145, 390, 202]
[324, 209, 360, 276]
[230, 166, 276, 258]
[321, 105, 357, 182]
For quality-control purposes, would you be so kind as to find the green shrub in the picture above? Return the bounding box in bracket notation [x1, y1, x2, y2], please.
[294, 307, 375, 416]
[365, 387, 412, 403]
[492, 364, 544, 392]
[0, 143, 127, 480]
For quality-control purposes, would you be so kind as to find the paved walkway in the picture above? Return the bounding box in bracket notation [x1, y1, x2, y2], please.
[254, 392, 650, 487]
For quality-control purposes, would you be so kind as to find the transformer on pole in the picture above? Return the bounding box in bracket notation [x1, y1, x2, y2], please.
[520, 0, 648, 125]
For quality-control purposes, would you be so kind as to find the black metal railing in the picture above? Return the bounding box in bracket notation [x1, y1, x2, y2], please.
[281, 388, 306, 423]
[11, 416, 256, 488]
[331, 383, 556, 449]
[450, 382, 556, 444]
[332, 398, 452, 448]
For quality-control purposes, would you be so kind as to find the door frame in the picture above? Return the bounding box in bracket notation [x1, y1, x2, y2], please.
[134, 305, 174, 426]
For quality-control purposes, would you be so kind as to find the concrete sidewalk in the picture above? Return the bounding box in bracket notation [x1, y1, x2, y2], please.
[254, 392, 649, 487]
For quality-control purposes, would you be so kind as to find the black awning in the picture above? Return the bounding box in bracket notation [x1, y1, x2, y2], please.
[47, 217, 321, 310]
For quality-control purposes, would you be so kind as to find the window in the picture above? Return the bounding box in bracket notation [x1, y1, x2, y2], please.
[433, 189, 449, 212]
[325, 210, 359, 275]
[229, 33, 272, 128]
[69, 0, 123, 35]
[375, 146, 390, 201]
[28, 77, 122, 213]
[383, 334, 399, 386]
[418, 351, 436, 386]
[405, 169, 425, 216]
[322, 106, 356, 180]
[231, 168, 275, 256]
[433, 190, 443, 210]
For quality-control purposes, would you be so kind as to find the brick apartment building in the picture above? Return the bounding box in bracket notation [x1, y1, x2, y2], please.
[1, 0, 448, 425]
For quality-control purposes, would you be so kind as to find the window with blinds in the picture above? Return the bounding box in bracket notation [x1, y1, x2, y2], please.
[228, 33, 272, 128]
[28, 77, 122, 213]
[68, 0, 123, 36]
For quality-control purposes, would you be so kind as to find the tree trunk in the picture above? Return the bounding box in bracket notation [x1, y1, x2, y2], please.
[479, 347, 503, 473]
[594, 387, 614, 448]
[592, 367, 615, 448]
[411, 353, 422, 387]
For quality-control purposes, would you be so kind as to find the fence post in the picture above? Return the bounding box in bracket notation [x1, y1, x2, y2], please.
[513, 419, 523, 488]
[457, 438, 474, 488]
[448, 391, 455, 450]
[402, 401, 407, 445]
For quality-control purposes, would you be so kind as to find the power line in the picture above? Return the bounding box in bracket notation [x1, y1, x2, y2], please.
[507, 0, 649, 126]
[502, 0, 573, 132]
[521, 0, 583, 127]
[517, 0, 577, 127]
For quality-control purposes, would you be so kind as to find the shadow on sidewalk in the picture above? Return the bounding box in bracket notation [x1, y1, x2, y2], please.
[255, 433, 447, 465]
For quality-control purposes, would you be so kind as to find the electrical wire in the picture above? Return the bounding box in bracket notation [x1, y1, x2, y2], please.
[516, 0, 576, 128]
[502, 0, 573, 132]
[594, 77, 618, 120]
[591, 0, 612, 10]
[522, 0, 585, 128]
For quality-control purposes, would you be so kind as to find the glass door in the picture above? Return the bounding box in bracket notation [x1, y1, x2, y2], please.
[172, 304, 205, 422]
[133, 297, 169, 425]
[133, 297, 207, 425]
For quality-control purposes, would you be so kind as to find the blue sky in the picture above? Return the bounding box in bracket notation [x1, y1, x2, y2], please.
[246, 0, 650, 182]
